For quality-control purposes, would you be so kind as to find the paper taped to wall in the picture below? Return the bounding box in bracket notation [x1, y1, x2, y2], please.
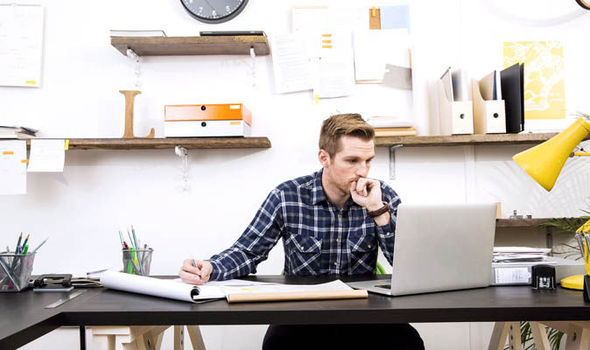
[0, 141, 27, 194]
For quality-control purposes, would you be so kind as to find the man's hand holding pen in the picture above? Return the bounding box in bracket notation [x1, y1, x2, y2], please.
[179, 259, 212, 285]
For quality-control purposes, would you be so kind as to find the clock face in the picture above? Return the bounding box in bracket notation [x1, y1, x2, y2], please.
[180, 0, 249, 23]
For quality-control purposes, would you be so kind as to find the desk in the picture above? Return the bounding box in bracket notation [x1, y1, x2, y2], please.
[2, 275, 590, 349]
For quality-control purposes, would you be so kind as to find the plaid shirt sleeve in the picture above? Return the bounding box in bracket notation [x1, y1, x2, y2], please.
[208, 189, 284, 281]
[375, 182, 401, 265]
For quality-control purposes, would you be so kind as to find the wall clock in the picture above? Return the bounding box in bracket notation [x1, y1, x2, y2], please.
[180, 0, 249, 24]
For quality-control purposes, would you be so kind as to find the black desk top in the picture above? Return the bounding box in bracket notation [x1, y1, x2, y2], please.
[2, 275, 590, 348]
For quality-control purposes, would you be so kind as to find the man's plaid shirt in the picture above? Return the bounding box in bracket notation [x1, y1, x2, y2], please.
[208, 169, 401, 280]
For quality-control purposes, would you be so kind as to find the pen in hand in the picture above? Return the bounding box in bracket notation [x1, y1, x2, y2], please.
[192, 259, 202, 281]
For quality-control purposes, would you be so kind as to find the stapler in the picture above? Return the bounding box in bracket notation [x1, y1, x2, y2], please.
[31, 274, 74, 292]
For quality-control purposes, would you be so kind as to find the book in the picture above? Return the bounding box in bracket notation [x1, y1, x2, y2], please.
[374, 127, 415, 132]
[100, 271, 367, 303]
[375, 131, 416, 137]
[110, 29, 167, 37]
[374, 126, 416, 137]
[374, 130, 416, 137]
[366, 116, 414, 128]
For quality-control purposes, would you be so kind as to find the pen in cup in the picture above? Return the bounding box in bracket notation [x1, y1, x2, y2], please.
[20, 234, 30, 253]
[118, 230, 125, 248]
[15, 233, 22, 254]
[31, 238, 49, 253]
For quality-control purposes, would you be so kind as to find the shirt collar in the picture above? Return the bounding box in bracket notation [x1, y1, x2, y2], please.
[311, 169, 328, 205]
[311, 169, 359, 211]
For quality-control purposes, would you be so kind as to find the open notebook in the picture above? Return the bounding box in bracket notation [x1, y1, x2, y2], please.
[100, 271, 367, 303]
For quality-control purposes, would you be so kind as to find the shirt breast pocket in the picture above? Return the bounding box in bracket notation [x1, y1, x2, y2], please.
[347, 231, 377, 273]
[286, 234, 322, 275]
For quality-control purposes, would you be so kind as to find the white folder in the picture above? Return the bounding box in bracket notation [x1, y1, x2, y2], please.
[472, 72, 506, 134]
[437, 79, 473, 135]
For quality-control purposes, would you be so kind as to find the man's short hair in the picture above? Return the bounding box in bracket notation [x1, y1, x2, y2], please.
[319, 113, 375, 156]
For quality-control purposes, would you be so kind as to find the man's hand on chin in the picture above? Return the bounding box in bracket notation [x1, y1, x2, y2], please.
[350, 178, 390, 225]
[350, 177, 382, 210]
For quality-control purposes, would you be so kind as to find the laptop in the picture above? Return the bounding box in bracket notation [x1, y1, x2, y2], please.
[348, 203, 496, 296]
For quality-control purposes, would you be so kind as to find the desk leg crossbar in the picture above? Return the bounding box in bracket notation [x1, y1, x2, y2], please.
[489, 321, 590, 350]
[91, 325, 206, 350]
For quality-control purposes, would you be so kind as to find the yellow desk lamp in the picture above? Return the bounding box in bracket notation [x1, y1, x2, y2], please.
[513, 117, 590, 290]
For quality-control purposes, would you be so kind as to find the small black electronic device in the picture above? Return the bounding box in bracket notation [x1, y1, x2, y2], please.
[180, 0, 249, 24]
[531, 265, 556, 290]
[200, 30, 265, 36]
[583, 275, 590, 302]
[31, 274, 74, 292]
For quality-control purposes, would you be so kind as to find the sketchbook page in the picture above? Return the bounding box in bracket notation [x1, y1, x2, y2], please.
[100, 271, 224, 303]
[205, 279, 278, 287]
[27, 140, 65, 172]
[170, 278, 278, 287]
[0, 140, 27, 194]
[0, 4, 44, 87]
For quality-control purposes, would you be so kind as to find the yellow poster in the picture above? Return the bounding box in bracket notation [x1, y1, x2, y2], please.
[503, 41, 565, 120]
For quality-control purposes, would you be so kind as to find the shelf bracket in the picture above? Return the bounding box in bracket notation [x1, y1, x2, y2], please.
[545, 226, 554, 250]
[175, 145, 190, 192]
[126, 48, 142, 89]
[388, 144, 403, 180]
[250, 46, 256, 88]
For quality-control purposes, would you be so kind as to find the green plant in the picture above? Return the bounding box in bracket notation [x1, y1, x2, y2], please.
[503, 322, 565, 350]
[538, 216, 590, 259]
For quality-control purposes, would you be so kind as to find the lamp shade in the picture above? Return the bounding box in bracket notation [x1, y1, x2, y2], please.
[513, 117, 590, 191]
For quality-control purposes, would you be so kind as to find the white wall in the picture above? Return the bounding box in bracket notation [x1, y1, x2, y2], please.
[4, 0, 590, 349]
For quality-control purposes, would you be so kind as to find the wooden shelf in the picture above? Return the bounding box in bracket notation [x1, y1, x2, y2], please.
[25, 137, 271, 150]
[375, 133, 560, 147]
[496, 218, 550, 228]
[110, 36, 270, 56]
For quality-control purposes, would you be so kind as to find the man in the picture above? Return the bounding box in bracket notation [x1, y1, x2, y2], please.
[179, 113, 424, 349]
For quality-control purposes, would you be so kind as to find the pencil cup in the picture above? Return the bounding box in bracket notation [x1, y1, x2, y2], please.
[122, 248, 153, 276]
[0, 252, 35, 292]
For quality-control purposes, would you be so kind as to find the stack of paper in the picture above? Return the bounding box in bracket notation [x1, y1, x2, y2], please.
[492, 246, 552, 263]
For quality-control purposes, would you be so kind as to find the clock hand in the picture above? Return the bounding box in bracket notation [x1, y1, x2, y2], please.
[202, 0, 220, 14]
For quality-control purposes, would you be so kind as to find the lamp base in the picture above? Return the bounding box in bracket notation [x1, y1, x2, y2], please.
[560, 274, 585, 290]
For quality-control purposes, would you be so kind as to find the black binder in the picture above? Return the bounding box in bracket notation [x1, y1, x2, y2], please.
[500, 63, 525, 133]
